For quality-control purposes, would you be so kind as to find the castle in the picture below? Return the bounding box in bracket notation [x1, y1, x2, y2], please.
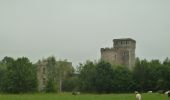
[101, 38, 136, 70]
[36, 38, 136, 91]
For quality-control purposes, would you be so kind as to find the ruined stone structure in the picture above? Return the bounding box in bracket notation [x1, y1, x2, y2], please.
[101, 38, 136, 70]
[37, 60, 48, 92]
[37, 59, 73, 92]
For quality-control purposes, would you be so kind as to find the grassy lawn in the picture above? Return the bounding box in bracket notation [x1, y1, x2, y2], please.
[0, 93, 169, 100]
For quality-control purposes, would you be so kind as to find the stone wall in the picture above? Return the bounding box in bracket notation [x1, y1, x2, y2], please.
[37, 60, 48, 92]
[101, 38, 136, 70]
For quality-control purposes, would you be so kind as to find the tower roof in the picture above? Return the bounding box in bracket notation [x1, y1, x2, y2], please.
[113, 38, 136, 43]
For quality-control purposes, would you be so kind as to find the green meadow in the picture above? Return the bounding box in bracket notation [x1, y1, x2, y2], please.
[0, 93, 169, 100]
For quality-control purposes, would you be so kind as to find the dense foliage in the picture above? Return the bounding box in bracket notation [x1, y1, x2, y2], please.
[0, 57, 37, 93]
[45, 57, 74, 92]
[0, 56, 170, 93]
[78, 58, 170, 93]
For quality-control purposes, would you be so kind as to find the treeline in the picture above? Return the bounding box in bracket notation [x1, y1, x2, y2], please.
[0, 57, 37, 93]
[78, 58, 170, 93]
[0, 56, 170, 93]
[0, 56, 75, 93]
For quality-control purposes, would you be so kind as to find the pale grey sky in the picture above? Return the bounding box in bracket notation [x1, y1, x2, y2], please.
[0, 0, 170, 66]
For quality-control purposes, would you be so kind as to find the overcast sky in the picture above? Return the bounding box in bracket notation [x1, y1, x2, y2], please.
[0, 0, 170, 66]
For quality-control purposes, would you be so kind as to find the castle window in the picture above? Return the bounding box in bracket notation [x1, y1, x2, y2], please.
[115, 41, 117, 45]
[121, 41, 123, 44]
[123, 52, 126, 56]
[126, 41, 128, 44]
[123, 52, 129, 57]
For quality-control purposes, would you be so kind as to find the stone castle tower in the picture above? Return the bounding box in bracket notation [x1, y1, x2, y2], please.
[101, 38, 136, 70]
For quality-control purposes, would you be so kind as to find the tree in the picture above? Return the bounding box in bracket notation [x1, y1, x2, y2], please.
[78, 61, 96, 92]
[133, 59, 149, 92]
[2, 56, 14, 65]
[1, 56, 15, 92]
[112, 66, 133, 92]
[3, 57, 37, 93]
[0, 61, 7, 91]
[46, 56, 58, 92]
[56, 60, 74, 92]
[94, 61, 114, 93]
[62, 75, 79, 92]
[163, 57, 170, 66]
[155, 64, 170, 90]
[45, 57, 74, 92]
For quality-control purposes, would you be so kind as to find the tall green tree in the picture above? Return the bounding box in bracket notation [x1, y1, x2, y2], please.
[163, 57, 170, 66]
[162, 58, 170, 89]
[94, 61, 114, 93]
[112, 66, 133, 92]
[133, 59, 149, 91]
[46, 56, 58, 92]
[1, 57, 15, 92]
[45, 57, 74, 92]
[56, 60, 74, 92]
[0, 61, 7, 91]
[62, 75, 79, 92]
[4, 57, 37, 93]
[78, 61, 96, 92]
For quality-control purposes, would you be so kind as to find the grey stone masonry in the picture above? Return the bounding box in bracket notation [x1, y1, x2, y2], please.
[101, 38, 136, 70]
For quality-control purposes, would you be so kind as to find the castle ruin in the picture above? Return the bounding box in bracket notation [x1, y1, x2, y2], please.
[36, 59, 73, 92]
[101, 38, 136, 70]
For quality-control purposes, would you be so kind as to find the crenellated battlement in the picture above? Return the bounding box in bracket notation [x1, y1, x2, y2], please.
[100, 48, 115, 52]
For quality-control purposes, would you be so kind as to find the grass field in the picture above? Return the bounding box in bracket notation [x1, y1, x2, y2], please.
[0, 93, 169, 100]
